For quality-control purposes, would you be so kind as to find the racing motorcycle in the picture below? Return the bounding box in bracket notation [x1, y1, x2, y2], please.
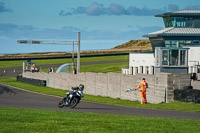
[58, 84, 84, 108]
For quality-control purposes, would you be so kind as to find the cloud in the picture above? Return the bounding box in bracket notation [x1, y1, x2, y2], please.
[86, 2, 107, 16]
[168, 4, 179, 11]
[60, 3, 188, 16]
[127, 6, 165, 16]
[109, 3, 128, 15]
[0, 2, 13, 13]
[0, 23, 35, 39]
[78, 25, 163, 40]
[0, 23, 81, 39]
[184, 5, 200, 10]
[59, 2, 107, 16]
[0, 22, 163, 41]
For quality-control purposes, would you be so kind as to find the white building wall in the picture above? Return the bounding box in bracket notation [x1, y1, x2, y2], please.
[187, 46, 200, 66]
[129, 46, 200, 74]
[129, 52, 155, 67]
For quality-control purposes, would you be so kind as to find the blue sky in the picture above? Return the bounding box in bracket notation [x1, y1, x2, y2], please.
[0, 0, 200, 53]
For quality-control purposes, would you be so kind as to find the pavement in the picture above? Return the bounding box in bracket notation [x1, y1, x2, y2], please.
[0, 84, 200, 120]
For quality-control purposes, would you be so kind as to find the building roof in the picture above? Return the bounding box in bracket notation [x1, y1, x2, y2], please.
[156, 10, 200, 17]
[143, 27, 200, 37]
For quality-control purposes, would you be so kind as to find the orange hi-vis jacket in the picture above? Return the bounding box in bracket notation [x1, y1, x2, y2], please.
[136, 80, 148, 92]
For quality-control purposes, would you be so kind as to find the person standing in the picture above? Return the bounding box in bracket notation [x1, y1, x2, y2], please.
[135, 78, 149, 104]
[49, 67, 54, 73]
[73, 68, 77, 74]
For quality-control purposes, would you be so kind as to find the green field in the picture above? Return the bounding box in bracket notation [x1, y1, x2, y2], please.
[0, 107, 199, 133]
[1, 77, 200, 112]
[0, 55, 128, 68]
[81, 62, 128, 73]
[1, 55, 200, 132]
[39, 62, 128, 73]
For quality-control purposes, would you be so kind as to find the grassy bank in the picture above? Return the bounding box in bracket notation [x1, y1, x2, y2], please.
[81, 62, 128, 73]
[0, 39, 152, 60]
[0, 107, 199, 133]
[0, 55, 128, 68]
[39, 62, 129, 73]
[0, 77, 200, 112]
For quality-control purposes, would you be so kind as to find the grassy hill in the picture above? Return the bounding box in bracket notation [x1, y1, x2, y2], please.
[0, 39, 152, 59]
[110, 39, 151, 50]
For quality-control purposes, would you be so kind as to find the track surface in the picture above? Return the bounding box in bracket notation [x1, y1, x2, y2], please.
[0, 84, 200, 120]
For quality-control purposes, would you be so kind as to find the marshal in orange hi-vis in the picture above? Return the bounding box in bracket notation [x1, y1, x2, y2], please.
[135, 78, 149, 104]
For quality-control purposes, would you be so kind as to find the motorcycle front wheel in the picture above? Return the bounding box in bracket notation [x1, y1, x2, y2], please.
[70, 97, 79, 108]
[58, 100, 65, 108]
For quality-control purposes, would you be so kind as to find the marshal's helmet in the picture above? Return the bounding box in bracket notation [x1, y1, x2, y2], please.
[79, 84, 84, 91]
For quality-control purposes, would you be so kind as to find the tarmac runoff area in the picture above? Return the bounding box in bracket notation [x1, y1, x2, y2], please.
[0, 84, 200, 120]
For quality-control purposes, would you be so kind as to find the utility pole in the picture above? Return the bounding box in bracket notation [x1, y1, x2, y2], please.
[72, 41, 75, 71]
[77, 32, 81, 73]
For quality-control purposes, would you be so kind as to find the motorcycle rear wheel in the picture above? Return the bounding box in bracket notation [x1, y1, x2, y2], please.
[70, 97, 79, 108]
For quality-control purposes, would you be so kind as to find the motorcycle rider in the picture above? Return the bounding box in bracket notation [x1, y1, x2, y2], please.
[65, 84, 84, 105]
[77, 84, 84, 98]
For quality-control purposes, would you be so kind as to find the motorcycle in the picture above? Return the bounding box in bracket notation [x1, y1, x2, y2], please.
[58, 85, 84, 108]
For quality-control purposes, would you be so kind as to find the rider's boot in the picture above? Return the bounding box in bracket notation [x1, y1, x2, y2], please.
[64, 101, 69, 106]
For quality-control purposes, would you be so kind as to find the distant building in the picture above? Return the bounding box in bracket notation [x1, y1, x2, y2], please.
[129, 10, 200, 74]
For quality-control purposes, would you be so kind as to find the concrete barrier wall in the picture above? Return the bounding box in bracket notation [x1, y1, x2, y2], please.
[23, 72, 48, 80]
[23, 72, 191, 104]
[167, 73, 191, 102]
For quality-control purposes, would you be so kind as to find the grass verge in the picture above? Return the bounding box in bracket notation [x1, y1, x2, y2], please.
[0, 107, 200, 133]
[0, 55, 128, 68]
[40, 62, 129, 73]
[0, 77, 200, 112]
[81, 62, 128, 73]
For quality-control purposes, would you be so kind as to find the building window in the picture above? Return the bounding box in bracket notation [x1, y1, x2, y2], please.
[180, 50, 187, 66]
[193, 40, 200, 44]
[165, 40, 179, 48]
[171, 40, 179, 47]
[162, 50, 169, 65]
[186, 40, 192, 44]
[155, 49, 160, 66]
[179, 41, 184, 47]
[164, 17, 194, 28]
[169, 50, 179, 66]
[163, 17, 173, 27]
[165, 40, 170, 47]
[171, 17, 185, 27]
[165, 40, 200, 47]
[155, 48, 188, 67]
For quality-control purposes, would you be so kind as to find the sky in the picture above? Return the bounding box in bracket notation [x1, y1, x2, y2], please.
[0, 0, 200, 53]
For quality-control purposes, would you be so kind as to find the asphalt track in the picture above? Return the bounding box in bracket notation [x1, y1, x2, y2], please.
[0, 84, 200, 120]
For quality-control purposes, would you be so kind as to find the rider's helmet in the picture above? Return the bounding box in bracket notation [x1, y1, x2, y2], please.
[79, 84, 84, 91]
